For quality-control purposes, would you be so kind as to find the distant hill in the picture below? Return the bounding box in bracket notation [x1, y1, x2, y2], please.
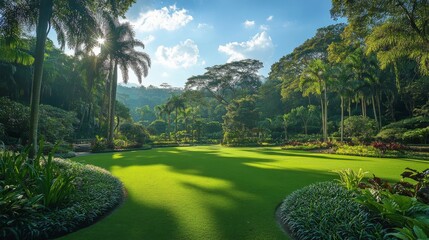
[116, 85, 183, 122]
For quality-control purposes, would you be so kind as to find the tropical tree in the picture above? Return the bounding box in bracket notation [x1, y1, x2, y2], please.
[331, 0, 429, 75]
[0, 0, 134, 155]
[166, 95, 186, 142]
[186, 59, 263, 106]
[98, 16, 151, 147]
[289, 105, 318, 135]
[299, 59, 330, 141]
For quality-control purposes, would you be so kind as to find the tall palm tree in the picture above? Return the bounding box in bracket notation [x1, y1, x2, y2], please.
[299, 59, 330, 141]
[330, 64, 354, 142]
[98, 16, 151, 147]
[1, 0, 101, 155]
[166, 95, 186, 142]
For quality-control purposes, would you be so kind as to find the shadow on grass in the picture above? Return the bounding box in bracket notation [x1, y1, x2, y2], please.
[67, 146, 427, 240]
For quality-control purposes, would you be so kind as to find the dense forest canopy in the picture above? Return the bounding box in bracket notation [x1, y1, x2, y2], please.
[0, 0, 428, 148]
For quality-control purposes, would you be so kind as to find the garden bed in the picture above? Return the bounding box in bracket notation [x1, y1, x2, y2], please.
[1, 158, 124, 240]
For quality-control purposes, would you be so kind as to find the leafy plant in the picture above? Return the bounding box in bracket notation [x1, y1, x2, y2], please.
[401, 168, 429, 204]
[279, 181, 384, 240]
[91, 135, 107, 152]
[37, 151, 75, 208]
[387, 226, 429, 240]
[359, 168, 429, 204]
[333, 168, 368, 191]
[0, 185, 44, 240]
[355, 190, 429, 235]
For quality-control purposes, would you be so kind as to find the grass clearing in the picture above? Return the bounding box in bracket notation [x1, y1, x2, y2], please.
[60, 146, 428, 240]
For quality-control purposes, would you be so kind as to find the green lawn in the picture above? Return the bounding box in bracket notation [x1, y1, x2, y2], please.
[61, 146, 428, 240]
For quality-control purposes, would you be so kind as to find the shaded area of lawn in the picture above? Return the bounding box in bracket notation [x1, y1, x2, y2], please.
[60, 146, 428, 240]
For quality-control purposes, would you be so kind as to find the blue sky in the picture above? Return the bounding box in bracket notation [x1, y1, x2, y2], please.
[66, 0, 343, 87]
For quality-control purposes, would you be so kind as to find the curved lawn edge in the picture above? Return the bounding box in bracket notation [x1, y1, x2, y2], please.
[34, 158, 125, 240]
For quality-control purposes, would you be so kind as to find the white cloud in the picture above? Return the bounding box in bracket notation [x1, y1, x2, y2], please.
[243, 20, 255, 28]
[142, 35, 155, 45]
[128, 5, 193, 32]
[218, 31, 274, 62]
[197, 23, 213, 30]
[155, 39, 199, 68]
[259, 25, 269, 31]
[266, 16, 273, 21]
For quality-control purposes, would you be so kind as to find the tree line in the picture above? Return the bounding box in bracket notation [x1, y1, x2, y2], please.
[1, 0, 428, 149]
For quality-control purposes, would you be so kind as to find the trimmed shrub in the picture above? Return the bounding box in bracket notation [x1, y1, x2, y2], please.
[343, 116, 377, 143]
[119, 123, 150, 146]
[278, 181, 384, 240]
[377, 116, 429, 143]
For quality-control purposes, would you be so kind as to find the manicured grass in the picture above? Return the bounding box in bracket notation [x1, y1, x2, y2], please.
[60, 146, 428, 240]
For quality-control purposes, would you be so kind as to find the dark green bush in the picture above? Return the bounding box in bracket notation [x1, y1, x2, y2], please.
[119, 123, 150, 146]
[38, 104, 79, 143]
[377, 116, 429, 143]
[278, 181, 385, 240]
[0, 98, 79, 144]
[147, 119, 167, 135]
[90, 135, 107, 152]
[0, 97, 29, 142]
[343, 116, 377, 143]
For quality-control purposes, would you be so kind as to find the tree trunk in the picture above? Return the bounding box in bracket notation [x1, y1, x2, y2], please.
[348, 98, 351, 117]
[29, 0, 53, 157]
[107, 61, 118, 148]
[323, 83, 328, 142]
[106, 59, 113, 142]
[376, 92, 382, 128]
[174, 108, 178, 142]
[340, 96, 344, 142]
[372, 95, 379, 129]
[320, 97, 325, 141]
[361, 96, 367, 117]
[167, 114, 171, 140]
[115, 116, 120, 131]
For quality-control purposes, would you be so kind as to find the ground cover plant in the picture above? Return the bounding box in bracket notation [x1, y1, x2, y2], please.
[59, 146, 428, 240]
[0, 145, 123, 239]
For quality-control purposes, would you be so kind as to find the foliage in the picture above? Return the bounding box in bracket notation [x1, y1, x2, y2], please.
[119, 123, 150, 146]
[334, 168, 368, 191]
[331, 0, 429, 75]
[0, 142, 75, 208]
[377, 116, 429, 143]
[355, 190, 429, 236]
[0, 185, 43, 240]
[91, 135, 107, 152]
[38, 104, 79, 143]
[0, 98, 79, 144]
[186, 59, 263, 106]
[0, 141, 80, 238]
[148, 119, 167, 135]
[279, 181, 384, 240]
[223, 96, 260, 145]
[334, 144, 412, 158]
[343, 116, 377, 142]
[1, 158, 123, 239]
[282, 140, 335, 150]
[0, 97, 29, 142]
[387, 225, 428, 240]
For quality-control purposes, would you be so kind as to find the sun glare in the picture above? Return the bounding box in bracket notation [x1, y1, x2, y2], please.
[97, 38, 105, 45]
